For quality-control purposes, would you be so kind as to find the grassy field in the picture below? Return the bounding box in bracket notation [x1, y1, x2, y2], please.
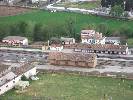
[1, 73, 133, 100]
[53, 1, 101, 9]
[0, 10, 133, 33]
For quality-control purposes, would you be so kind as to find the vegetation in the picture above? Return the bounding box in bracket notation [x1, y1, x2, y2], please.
[0, 10, 133, 45]
[21, 75, 29, 81]
[1, 73, 133, 100]
[101, 0, 133, 11]
[53, 1, 101, 9]
[110, 5, 124, 17]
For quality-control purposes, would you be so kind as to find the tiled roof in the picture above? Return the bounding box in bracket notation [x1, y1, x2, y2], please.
[49, 52, 96, 62]
[0, 64, 9, 74]
[71, 43, 127, 51]
[61, 37, 75, 42]
[12, 63, 35, 75]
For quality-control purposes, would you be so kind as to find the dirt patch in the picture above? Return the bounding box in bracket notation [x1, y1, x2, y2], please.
[0, 5, 32, 16]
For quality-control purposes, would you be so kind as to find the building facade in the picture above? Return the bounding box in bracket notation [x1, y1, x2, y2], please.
[69, 43, 129, 55]
[49, 52, 97, 68]
[81, 30, 106, 44]
[0, 63, 36, 95]
[61, 37, 75, 45]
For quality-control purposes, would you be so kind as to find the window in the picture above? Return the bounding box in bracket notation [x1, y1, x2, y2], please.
[6, 85, 8, 87]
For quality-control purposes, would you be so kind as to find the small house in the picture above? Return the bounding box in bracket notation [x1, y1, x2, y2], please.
[61, 37, 75, 45]
[2, 36, 28, 46]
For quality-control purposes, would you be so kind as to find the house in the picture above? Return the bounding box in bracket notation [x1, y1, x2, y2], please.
[61, 37, 75, 45]
[105, 37, 121, 45]
[70, 43, 129, 55]
[81, 30, 106, 44]
[49, 52, 97, 68]
[49, 44, 63, 51]
[49, 38, 63, 51]
[2, 36, 28, 46]
[0, 63, 36, 95]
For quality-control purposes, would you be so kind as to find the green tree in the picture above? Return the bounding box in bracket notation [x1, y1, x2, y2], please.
[65, 17, 76, 38]
[110, 5, 124, 17]
[33, 23, 44, 41]
[96, 23, 108, 35]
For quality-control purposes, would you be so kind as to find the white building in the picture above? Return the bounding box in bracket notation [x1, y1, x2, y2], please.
[49, 44, 63, 51]
[2, 36, 28, 46]
[81, 30, 106, 44]
[61, 37, 75, 45]
[105, 37, 121, 45]
[0, 63, 36, 95]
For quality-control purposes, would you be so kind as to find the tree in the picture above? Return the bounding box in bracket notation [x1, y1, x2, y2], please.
[118, 24, 133, 44]
[96, 23, 108, 35]
[18, 21, 29, 36]
[101, 0, 133, 11]
[125, 0, 133, 11]
[65, 17, 76, 38]
[110, 5, 124, 17]
[33, 23, 44, 41]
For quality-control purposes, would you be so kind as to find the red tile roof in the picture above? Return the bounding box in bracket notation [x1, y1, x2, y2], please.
[49, 52, 96, 62]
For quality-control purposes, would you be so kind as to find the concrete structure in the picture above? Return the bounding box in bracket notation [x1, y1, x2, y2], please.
[105, 37, 120, 45]
[69, 43, 129, 55]
[61, 37, 75, 45]
[2, 36, 28, 46]
[81, 30, 106, 44]
[49, 52, 97, 68]
[0, 63, 36, 95]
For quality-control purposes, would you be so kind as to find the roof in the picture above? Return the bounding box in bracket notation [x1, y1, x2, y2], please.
[81, 30, 95, 34]
[81, 30, 103, 40]
[70, 43, 128, 52]
[49, 52, 96, 62]
[0, 64, 9, 74]
[11, 63, 35, 76]
[0, 72, 17, 86]
[105, 37, 120, 41]
[61, 37, 75, 42]
[3, 36, 27, 41]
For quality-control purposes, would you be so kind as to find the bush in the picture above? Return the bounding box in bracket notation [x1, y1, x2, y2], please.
[21, 75, 28, 81]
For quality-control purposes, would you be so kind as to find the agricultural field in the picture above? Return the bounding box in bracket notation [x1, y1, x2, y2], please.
[0, 6, 31, 17]
[0, 9, 133, 45]
[0, 10, 133, 33]
[53, 1, 101, 9]
[1, 73, 133, 100]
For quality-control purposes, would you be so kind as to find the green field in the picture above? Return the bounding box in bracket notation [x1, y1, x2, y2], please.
[53, 1, 101, 9]
[0, 10, 133, 45]
[1, 73, 133, 100]
[0, 10, 133, 33]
